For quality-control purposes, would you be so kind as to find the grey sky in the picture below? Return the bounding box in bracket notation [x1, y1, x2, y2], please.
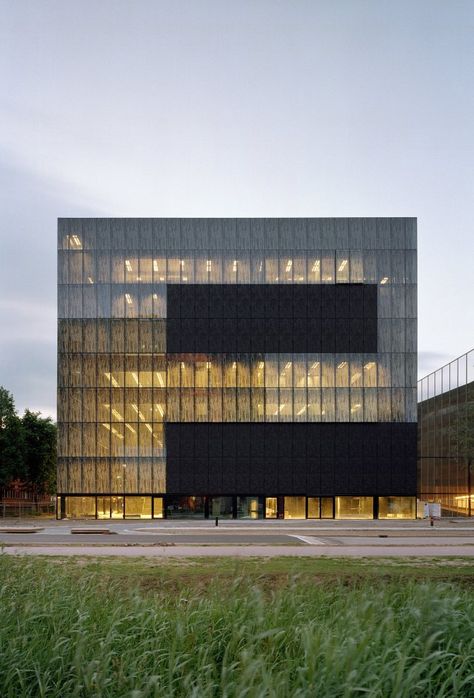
[1, 0, 473, 419]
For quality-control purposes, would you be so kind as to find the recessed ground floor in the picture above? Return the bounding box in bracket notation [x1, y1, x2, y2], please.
[57, 494, 417, 520]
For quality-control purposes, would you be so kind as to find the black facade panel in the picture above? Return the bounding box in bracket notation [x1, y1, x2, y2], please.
[166, 284, 377, 354]
[307, 286, 322, 317]
[321, 286, 336, 318]
[165, 423, 416, 496]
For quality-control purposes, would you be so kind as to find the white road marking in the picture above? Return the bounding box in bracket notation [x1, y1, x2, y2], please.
[288, 534, 326, 545]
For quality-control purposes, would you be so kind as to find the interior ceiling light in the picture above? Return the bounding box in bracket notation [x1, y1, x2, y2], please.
[285, 362, 292, 370]
[105, 372, 119, 387]
[351, 403, 361, 411]
[71, 234, 82, 248]
[87, 277, 94, 284]
[297, 406, 306, 415]
[310, 362, 320, 369]
[380, 277, 389, 284]
[351, 372, 362, 383]
[125, 423, 136, 434]
[156, 372, 165, 387]
[286, 260, 292, 272]
[337, 362, 347, 369]
[364, 362, 375, 370]
[338, 259, 348, 272]
[125, 293, 132, 305]
[258, 362, 265, 369]
[131, 403, 145, 421]
[206, 260, 212, 271]
[125, 260, 132, 271]
[153, 260, 159, 272]
[311, 260, 320, 272]
[233, 260, 238, 272]
[153, 293, 158, 300]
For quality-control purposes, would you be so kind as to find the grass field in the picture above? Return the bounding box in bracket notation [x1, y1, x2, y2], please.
[1, 555, 473, 697]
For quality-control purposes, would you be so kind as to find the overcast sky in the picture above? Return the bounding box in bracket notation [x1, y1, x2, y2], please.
[0, 0, 473, 419]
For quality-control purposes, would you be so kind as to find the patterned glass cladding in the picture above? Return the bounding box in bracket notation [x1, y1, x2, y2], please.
[58, 218, 417, 495]
[418, 349, 474, 516]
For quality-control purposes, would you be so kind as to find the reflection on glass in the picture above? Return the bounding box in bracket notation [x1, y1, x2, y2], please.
[378, 496, 415, 519]
[237, 496, 263, 519]
[210, 496, 233, 519]
[166, 496, 205, 518]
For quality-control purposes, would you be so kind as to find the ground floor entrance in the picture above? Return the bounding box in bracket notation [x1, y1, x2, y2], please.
[57, 495, 417, 520]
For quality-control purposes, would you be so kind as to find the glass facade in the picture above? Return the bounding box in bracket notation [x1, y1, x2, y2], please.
[418, 349, 474, 516]
[57, 218, 417, 518]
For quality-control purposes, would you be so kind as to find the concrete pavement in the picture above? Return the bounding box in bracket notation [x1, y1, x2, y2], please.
[1, 517, 474, 556]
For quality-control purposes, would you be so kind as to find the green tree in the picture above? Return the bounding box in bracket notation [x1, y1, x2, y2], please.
[22, 410, 57, 495]
[0, 387, 26, 486]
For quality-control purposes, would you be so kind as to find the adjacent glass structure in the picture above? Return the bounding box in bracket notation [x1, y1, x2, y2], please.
[57, 218, 417, 518]
[418, 349, 474, 516]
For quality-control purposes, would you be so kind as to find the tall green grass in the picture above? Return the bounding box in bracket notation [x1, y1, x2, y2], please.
[0, 556, 473, 697]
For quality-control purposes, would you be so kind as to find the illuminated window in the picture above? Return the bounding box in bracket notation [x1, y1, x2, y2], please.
[265, 497, 278, 518]
[335, 496, 373, 520]
[284, 496, 306, 519]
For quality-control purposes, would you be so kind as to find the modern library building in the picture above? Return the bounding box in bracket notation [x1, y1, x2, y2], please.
[418, 348, 474, 517]
[57, 218, 417, 519]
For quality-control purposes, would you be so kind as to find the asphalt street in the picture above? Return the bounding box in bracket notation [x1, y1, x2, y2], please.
[1, 518, 474, 556]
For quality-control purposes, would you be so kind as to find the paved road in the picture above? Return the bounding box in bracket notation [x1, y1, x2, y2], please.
[4, 544, 474, 558]
[1, 519, 474, 556]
